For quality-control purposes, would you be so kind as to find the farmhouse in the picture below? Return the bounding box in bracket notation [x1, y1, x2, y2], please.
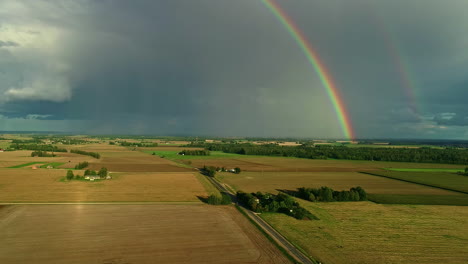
[84, 175, 100, 181]
[0, 148, 4, 152]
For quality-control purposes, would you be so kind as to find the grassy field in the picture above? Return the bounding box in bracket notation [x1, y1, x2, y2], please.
[368, 194, 468, 205]
[385, 168, 465, 172]
[40, 162, 66, 168]
[8, 161, 48, 168]
[0, 169, 208, 202]
[0, 205, 290, 264]
[217, 171, 458, 196]
[261, 201, 468, 264]
[367, 171, 468, 193]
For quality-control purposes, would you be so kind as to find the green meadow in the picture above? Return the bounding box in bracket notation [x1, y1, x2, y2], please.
[385, 168, 464, 172]
[368, 171, 468, 194]
[368, 194, 468, 206]
[8, 162, 48, 168]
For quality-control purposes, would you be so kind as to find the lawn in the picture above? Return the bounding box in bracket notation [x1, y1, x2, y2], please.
[366, 171, 468, 193]
[261, 201, 468, 264]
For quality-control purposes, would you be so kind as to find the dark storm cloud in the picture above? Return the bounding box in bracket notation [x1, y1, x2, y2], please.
[0, 40, 19, 47]
[1, 0, 468, 138]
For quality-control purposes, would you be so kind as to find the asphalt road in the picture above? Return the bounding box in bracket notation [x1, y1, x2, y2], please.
[205, 175, 315, 264]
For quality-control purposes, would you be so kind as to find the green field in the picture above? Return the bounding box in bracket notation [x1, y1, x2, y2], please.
[385, 168, 465, 172]
[368, 194, 468, 206]
[144, 150, 248, 160]
[261, 201, 468, 264]
[8, 162, 47, 168]
[366, 171, 468, 193]
[40, 162, 66, 168]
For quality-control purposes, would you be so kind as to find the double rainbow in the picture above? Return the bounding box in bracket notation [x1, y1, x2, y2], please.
[262, 0, 355, 140]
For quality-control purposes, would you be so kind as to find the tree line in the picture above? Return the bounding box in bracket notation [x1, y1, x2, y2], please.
[190, 143, 468, 165]
[179, 149, 210, 156]
[236, 191, 317, 220]
[67, 167, 108, 180]
[74, 161, 89, 169]
[12, 143, 67, 152]
[295, 186, 367, 202]
[116, 141, 158, 147]
[70, 149, 100, 159]
[31, 151, 56, 157]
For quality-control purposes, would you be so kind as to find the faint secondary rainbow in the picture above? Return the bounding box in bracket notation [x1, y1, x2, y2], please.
[371, 11, 421, 116]
[262, 0, 355, 140]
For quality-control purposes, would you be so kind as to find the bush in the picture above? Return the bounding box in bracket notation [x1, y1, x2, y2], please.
[234, 167, 241, 174]
[66, 170, 74, 180]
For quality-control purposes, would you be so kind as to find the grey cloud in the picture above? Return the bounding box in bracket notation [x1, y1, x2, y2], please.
[433, 113, 468, 126]
[0, 40, 19, 47]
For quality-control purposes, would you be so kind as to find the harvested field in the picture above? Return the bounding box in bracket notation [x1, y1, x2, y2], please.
[0, 169, 207, 202]
[261, 201, 468, 264]
[218, 171, 460, 195]
[187, 156, 463, 172]
[86, 150, 194, 172]
[0, 205, 290, 264]
[0, 150, 94, 169]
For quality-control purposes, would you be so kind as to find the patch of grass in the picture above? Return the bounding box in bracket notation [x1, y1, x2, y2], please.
[368, 194, 468, 206]
[194, 173, 221, 196]
[385, 168, 464, 172]
[8, 162, 47, 168]
[40, 162, 66, 168]
[363, 171, 468, 194]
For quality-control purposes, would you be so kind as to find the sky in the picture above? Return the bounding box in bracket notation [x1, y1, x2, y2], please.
[0, 0, 467, 139]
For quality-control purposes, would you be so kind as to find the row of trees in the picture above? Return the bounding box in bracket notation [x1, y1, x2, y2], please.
[84, 168, 108, 178]
[296, 186, 367, 202]
[12, 143, 67, 152]
[31, 151, 56, 157]
[193, 143, 468, 164]
[117, 141, 158, 147]
[237, 191, 316, 220]
[70, 149, 100, 159]
[206, 193, 232, 205]
[178, 149, 210, 156]
[201, 166, 217, 177]
[66, 168, 108, 181]
[74, 161, 89, 169]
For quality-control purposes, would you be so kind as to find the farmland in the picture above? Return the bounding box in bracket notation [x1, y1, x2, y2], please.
[261, 201, 468, 264]
[217, 171, 460, 196]
[0, 204, 290, 264]
[0, 169, 207, 202]
[369, 171, 468, 193]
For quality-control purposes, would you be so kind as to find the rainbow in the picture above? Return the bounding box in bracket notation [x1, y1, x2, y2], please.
[262, 0, 355, 140]
[371, 13, 420, 116]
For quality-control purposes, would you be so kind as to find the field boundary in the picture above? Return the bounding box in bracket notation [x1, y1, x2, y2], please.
[360, 171, 468, 195]
[235, 205, 304, 264]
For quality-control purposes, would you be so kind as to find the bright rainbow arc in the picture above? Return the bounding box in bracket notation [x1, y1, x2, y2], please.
[262, 0, 355, 140]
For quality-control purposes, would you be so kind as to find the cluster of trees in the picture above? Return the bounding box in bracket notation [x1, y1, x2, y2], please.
[71, 149, 100, 159]
[74, 161, 89, 169]
[192, 143, 468, 165]
[12, 143, 67, 152]
[118, 141, 158, 147]
[296, 186, 367, 202]
[237, 191, 316, 220]
[178, 149, 210, 156]
[31, 151, 56, 157]
[201, 166, 217, 177]
[84, 167, 108, 178]
[206, 193, 232, 205]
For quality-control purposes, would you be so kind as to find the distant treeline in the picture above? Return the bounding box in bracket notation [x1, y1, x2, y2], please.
[295, 186, 367, 202]
[117, 141, 158, 147]
[11, 143, 67, 152]
[75, 161, 89, 169]
[31, 151, 56, 157]
[11, 139, 42, 144]
[179, 149, 210, 156]
[190, 143, 468, 165]
[237, 191, 317, 220]
[70, 149, 100, 159]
